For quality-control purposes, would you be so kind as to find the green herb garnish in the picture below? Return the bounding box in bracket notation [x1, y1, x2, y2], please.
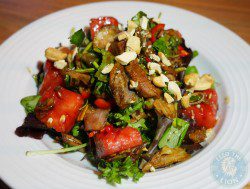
[20, 95, 41, 114]
[70, 29, 85, 47]
[98, 156, 144, 184]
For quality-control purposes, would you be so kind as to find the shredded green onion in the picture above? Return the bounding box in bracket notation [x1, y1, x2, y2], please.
[92, 60, 99, 69]
[83, 42, 93, 53]
[75, 68, 95, 73]
[26, 143, 87, 156]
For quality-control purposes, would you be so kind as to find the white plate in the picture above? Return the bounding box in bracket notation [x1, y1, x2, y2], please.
[0, 1, 249, 189]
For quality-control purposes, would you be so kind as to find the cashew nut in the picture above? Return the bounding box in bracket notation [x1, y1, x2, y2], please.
[45, 47, 67, 61]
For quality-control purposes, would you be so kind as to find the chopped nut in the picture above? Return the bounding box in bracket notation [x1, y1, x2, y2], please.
[168, 81, 182, 101]
[140, 16, 148, 30]
[105, 42, 111, 51]
[126, 36, 141, 54]
[45, 47, 67, 61]
[115, 51, 137, 65]
[101, 63, 114, 74]
[150, 54, 160, 62]
[181, 94, 190, 108]
[164, 93, 174, 103]
[149, 166, 156, 172]
[54, 60, 67, 70]
[47, 117, 53, 124]
[147, 62, 162, 74]
[127, 20, 138, 33]
[160, 74, 169, 83]
[60, 115, 66, 123]
[129, 80, 138, 89]
[194, 74, 214, 91]
[128, 29, 135, 36]
[153, 76, 166, 87]
[158, 52, 171, 66]
[148, 69, 155, 75]
[117, 31, 129, 41]
[184, 73, 199, 87]
[118, 23, 123, 30]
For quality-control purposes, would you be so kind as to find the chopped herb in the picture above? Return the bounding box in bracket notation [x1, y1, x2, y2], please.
[131, 11, 147, 25]
[83, 42, 93, 53]
[98, 156, 144, 184]
[192, 50, 199, 58]
[108, 99, 144, 127]
[129, 118, 148, 131]
[95, 50, 114, 82]
[94, 81, 111, 97]
[70, 29, 85, 47]
[72, 125, 80, 137]
[20, 95, 41, 114]
[75, 68, 95, 73]
[153, 35, 182, 57]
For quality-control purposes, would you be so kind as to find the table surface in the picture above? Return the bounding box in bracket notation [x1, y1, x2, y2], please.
[0, 0, 249, 188]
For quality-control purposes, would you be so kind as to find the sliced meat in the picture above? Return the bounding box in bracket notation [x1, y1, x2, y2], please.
[125, 60, 162, 98]
[93, 26, 119, 49]
[108, 40, 126, 56]
[142, 146, 190, 172]
[94, 126, 142, 158]
[109, 63, 138, 109]
[153, 99, 177, 119]
[83, 106, 110, 131]
[62, 69, 90, 85]
[188, 129, 206, 143]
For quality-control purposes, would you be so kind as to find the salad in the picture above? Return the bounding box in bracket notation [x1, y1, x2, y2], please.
[16, 11, 218, 184]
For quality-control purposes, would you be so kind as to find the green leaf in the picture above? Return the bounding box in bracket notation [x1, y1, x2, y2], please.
[95, 50, 114, 82]
[70, 29, 85, 47]
[158, 118, 189, 148]
[131, 11, 147, 25]
[98, 157, 144, 184]
[185, 66, 199, 75]
[20, 95, 41, 114]
[192, 50, 199, 58]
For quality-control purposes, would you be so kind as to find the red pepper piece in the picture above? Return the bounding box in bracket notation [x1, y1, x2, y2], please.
[150, 24, 165, 43]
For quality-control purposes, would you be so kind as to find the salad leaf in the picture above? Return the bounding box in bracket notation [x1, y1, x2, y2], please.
[95, 50, 114, 82]
[20, 95, 41, 114]
[98, 156, 144, 184]
[70, 29, 85, 47]
[131, 11, 147, 25]
[158, 118, 189, 148]
[185, 66, 198, 75]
